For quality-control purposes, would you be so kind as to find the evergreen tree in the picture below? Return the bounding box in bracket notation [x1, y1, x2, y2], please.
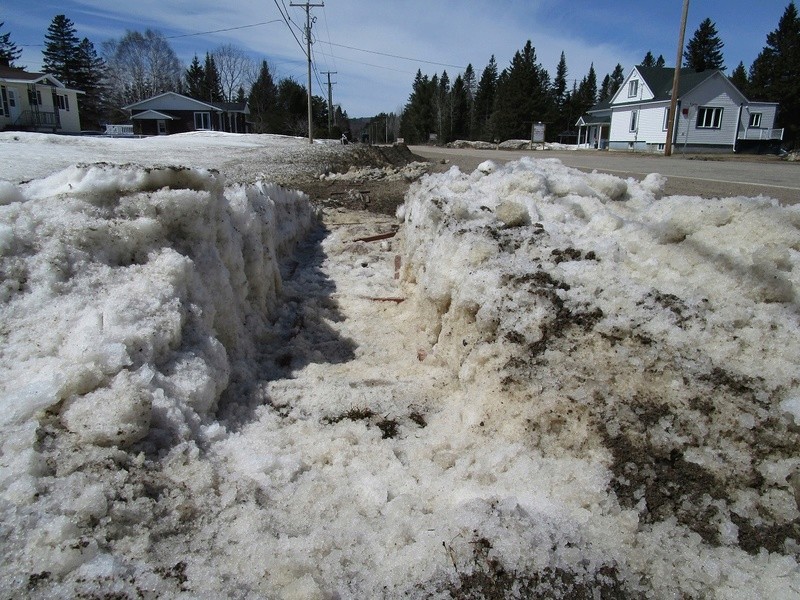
[400, 69, 436, 143]
[236, 86, 245, 103]
[463, 63, 477, 138]
[0, 21, 21, 67]
[248, 60, 278, 133]
[750, 2, 800, 146]
[492, 41, 553, 141]
[684, 18, 726, 71]
[729, 61, 749, 95]
[184, 55, 205, 100]
[450, 74, 470, 140]
[473, 56, 498, 140]
[553, 51, 568, 107]
[609, 63, 625, 97]
[74, 37, 106, 128]
[641, 51, 657, 67]
[655, 54, 666, 67]
[276, 77, 308, 135]
[42, 14, 82, 87]
[598, 74, 612, 102]
[434, 71, 451, 142]
[202, 53, 223, 102]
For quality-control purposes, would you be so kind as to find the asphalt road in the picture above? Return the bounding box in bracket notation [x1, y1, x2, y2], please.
[410, 145, 800, 205]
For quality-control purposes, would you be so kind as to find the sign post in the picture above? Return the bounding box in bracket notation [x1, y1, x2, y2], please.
[531, 122, 546, 150]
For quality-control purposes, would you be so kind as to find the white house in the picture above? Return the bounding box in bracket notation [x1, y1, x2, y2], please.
[0, 65, 83, 133]
[577, 66, 782, 153]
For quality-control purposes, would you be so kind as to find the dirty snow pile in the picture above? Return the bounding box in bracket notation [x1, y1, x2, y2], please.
[448, 139, 578, 151]
[0, 162, 314, 592]
[1, 129, 799, 599]
[399, 156, 800, 597]
[321, 161, 429, 183]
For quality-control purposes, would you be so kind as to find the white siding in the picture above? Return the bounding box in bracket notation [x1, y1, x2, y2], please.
[609, 102, 669, 145]
[610, 67, 655, 105]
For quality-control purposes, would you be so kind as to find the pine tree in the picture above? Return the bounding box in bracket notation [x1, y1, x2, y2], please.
[750, 1, 800, 146]
[42, 14, 82, 86]
[436, 71, 450, 142]
[729, 61, 749, 95]
[463, 63, 476, 138]
[248, 60, 278, 133]
[451, 74, 470, 140]
[655, 54, 666, 68]
[74, 37, 106, 128]
[684, 18, 726, 71]
[0, 21, 21, 67]
[492, 41, 553, 141]
[202, 53, 223, 102]
[185, 55, 205, 100]
[641, 51, 656, 67]
[609, 63, 625, 97]
[473, 56, 498, 141]
[553, 51, 568, 107]
[598, 74, 612, 102]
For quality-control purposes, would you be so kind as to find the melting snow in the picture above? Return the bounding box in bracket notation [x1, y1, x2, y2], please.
[0, 133, 799, 598]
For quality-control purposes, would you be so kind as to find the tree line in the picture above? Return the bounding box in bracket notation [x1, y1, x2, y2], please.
[0, 14, 350, 137]
[399, 2, 800, 148]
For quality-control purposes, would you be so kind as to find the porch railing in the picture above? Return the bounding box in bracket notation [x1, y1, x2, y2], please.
[104, 124, 135, 136]
[14, 110, 59, 129]
[738, 128, 784, 141]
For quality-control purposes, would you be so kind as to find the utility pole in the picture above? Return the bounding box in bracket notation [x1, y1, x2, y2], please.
[664, 0, 690, 157]
[322, 71, 337, 135]
[291, 1, 324, 144]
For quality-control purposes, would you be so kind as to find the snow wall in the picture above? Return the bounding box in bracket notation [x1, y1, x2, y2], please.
[0, 163, 313, 551]
[399, 157, 800, 597]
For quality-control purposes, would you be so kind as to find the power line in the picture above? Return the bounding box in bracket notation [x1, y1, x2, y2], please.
[166, 21, 282, 39]
[324, 41, 466, 70]
[19, 20, 283, 47]
[273, 0, 307, 55]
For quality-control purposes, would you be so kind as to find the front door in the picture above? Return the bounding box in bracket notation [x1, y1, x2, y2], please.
[6, 89, 20, 123]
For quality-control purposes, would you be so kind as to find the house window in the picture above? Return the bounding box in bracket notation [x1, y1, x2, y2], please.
[748, 112, 762, 128]
[630, 110, 638, 132]
[696, 107, 723, 128]
[628, 80, 639, 98]
[158, 120, 167, 135]
[663, 107, 670, 131]
[57, 95, 70, 111]
[7, 90, 15, 108]
[194, 112, 211, 130]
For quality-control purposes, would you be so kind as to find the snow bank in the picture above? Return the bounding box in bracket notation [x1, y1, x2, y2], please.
[400, 156, 800, 597]
[0, 163, 314, 582]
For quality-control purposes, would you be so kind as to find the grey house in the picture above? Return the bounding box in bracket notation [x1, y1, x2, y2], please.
[124, 92, 250, 136]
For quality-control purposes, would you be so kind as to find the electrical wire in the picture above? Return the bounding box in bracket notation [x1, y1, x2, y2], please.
[166, 21, 282, 39]
[272, 0, 307, 56]
[324, 41, 465, 70]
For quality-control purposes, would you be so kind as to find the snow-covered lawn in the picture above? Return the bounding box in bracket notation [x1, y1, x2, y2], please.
[1, 132, 798, 598]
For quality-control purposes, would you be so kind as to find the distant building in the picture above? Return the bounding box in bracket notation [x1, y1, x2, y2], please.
[0, 65, 83, 133]
[576, 66, 783, 153]
[124, 92, 250, 136]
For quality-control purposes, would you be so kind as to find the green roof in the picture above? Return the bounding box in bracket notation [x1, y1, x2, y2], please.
[635, 66, 718, 102]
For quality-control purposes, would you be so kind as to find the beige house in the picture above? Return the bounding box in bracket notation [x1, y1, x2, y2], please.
[0, 65, 83, 133]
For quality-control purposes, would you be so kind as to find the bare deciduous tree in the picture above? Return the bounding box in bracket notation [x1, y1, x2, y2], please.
[102, 29, 181, 112]
[213, 43, 253, 102]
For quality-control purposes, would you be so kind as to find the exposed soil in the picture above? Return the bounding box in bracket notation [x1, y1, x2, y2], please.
[283, 143, 430, 215]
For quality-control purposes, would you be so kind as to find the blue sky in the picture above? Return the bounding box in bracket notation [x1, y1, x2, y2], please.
[2, 0, 792, 117]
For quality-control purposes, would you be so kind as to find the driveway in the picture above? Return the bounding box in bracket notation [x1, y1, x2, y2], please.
[411, 145, 800, 205]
